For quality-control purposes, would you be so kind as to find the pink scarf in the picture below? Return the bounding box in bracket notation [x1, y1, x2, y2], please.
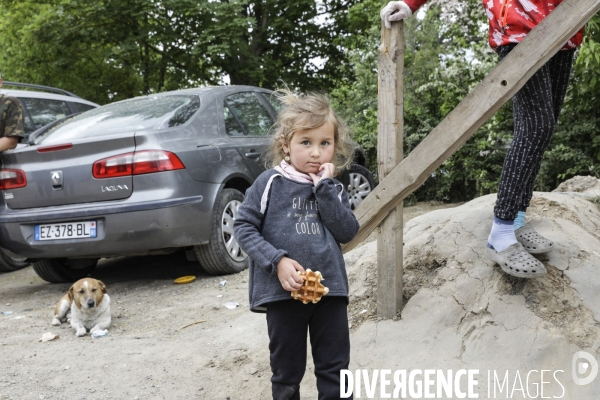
[274, 160, 323, 184]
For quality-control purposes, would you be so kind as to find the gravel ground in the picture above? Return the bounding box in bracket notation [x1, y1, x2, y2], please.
[0, 201, 457, 400]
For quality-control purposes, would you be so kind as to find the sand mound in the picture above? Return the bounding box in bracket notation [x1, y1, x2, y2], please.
[553, 175, 600, 198]
[344, 191, 600, 398]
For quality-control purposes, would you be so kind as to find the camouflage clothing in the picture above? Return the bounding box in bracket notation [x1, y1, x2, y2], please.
[0, 94, 25, 139]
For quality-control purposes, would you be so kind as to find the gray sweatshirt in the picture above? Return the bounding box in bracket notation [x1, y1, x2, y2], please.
[234, 169, 360, 312]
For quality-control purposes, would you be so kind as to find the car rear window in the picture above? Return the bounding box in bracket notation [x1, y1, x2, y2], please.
[19, 97, 71, 131]
[33, 95, 200, 144]
[259, 92, 284, 114]
[70, 102, 97, 113]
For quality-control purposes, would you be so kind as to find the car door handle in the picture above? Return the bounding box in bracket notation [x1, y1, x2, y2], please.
[245, 152, 261, 158]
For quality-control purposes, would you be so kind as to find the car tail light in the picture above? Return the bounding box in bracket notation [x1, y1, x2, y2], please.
[132, 150, 185, 175]
[37, 143, 73, 153]
[92, 151, 184, 179]
[0, 169, 27, 189]
[92, 153, 134, 178]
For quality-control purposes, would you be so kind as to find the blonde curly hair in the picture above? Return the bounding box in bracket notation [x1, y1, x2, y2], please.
[264, 89, 353, 174]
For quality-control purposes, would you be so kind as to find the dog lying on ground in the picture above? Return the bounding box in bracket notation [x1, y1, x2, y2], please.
[51, 278, 111, 337]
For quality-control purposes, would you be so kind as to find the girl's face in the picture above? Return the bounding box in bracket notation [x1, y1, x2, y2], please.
[283, 122, 335, 175]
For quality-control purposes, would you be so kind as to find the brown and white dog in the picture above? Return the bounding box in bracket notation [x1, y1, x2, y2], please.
[51, 278, 111, 337]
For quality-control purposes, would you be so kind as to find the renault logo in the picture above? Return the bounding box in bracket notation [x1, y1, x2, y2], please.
[50, 171, 63, 188]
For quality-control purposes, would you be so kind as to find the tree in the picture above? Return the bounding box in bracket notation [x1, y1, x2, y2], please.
[332, 0, 600, 203]
[537, 14, 600, 191]
[333, 0, 509, 202]
[0, 0, 358, 104]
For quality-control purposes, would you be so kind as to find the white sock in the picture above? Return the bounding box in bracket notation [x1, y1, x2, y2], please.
[487, 217, 517, 252]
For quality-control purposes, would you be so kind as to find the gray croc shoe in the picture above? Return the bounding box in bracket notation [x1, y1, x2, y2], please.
[515, 225, 554, 254]
[486, 242, 547, 278]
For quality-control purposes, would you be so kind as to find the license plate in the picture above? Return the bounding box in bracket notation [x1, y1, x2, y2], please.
[34, 221, 97, 241]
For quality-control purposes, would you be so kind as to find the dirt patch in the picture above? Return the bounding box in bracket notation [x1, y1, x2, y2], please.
[347, 258, 378, 329]
[346, 202, 461, 328]
[0, 252, 263, 400]
[347, 256, 447, 328]
[346, 248, 451, 329]
[0, 201, 462, 400]
[528, 197, 584, 226]
[502, 264, 600, 350]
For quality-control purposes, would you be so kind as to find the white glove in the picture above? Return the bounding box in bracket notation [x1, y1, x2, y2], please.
[380, 1, 413, 29]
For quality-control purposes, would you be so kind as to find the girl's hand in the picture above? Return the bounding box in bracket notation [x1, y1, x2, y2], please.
[276, 257, 306, 291]
[380, 1, 412, 29]
[309, 163, 335, 186]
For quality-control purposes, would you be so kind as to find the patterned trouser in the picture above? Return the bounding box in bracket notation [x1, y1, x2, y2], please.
[493, 44, 576, 221]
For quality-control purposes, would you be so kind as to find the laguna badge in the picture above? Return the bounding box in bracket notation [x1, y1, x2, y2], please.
[101, 185, 129, 192]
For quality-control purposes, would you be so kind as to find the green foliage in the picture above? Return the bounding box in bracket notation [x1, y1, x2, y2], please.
[0, 0, 358, 104]
[536, 14, 600, 190]
[572, 14, 600, 95]
[333, 1, 600, 204]
[333, 1, 509, 201]
[330, 0, 381, 174]
[2, 0, 599, 202]
[400, 3, 515, 203]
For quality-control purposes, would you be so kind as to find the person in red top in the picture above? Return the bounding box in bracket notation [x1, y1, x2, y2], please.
[381, 1, 583, 278]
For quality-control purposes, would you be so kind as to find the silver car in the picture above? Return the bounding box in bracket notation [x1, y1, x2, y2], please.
[2, 81, 99, 139]
[0, 86, 374, 283]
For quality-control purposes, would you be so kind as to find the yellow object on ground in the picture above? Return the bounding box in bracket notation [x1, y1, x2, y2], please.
[174, 276, 196, 284]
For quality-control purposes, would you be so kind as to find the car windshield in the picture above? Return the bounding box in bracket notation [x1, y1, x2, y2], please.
[34, 95, 201, 145]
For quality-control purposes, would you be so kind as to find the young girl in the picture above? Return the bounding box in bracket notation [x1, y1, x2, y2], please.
[234, 91, 359, 400]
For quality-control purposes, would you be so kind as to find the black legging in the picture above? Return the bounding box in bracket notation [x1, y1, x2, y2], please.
[494, 44, 576, 221]
[266, 296, 351, 400]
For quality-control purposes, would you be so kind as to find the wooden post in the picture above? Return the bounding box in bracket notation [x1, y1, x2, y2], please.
[343, 0, 600, 254]
[376, 20, 404, 319]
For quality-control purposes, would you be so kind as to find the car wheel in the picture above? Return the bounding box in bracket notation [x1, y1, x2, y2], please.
[194, 188, 248, 275]
[32, 258, 98, 283]
[0, 250, 30, 272]
[347, 164, 376, 210]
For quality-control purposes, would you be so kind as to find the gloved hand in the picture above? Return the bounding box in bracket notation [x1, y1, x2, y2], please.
[380, 1, 413, 29]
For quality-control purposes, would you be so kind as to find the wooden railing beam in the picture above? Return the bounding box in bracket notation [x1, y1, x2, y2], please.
[376, 20, 404, 318]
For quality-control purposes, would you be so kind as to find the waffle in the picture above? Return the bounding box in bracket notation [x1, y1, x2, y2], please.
[291, 269, 329, 304]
